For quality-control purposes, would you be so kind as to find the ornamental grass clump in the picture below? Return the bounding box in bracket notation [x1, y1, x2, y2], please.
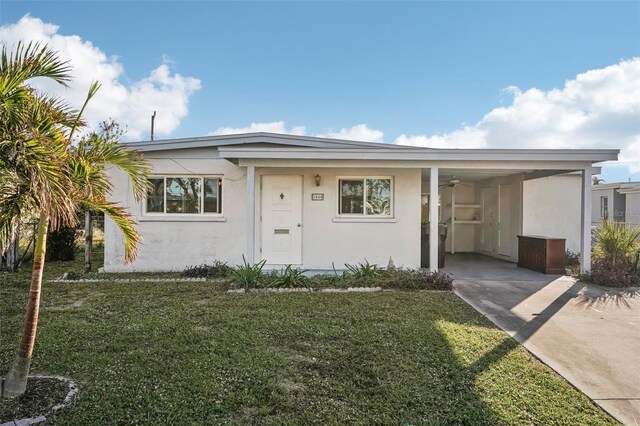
[231, 256, 266, 290]
[267, 265, 310, 288]
[590, 221, 640, 287]
[343, 260, 385, 286]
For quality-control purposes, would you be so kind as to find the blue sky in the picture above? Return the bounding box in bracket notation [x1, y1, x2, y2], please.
[1, 1, 639, 182]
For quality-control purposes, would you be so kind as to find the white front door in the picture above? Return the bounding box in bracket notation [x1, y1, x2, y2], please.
[497, 184, 512, 257]
[261, 175, 303, 265]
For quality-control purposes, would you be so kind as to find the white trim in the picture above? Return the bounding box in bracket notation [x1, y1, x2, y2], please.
[138, 216, 226, 222]
[246, 166, 256, 263]
[220, 146, 618, 163]
[331, 217, 397, 223]
[580, 168, 592, 274]
[236, 159, 600, 171]
[429, 168, 439, 272]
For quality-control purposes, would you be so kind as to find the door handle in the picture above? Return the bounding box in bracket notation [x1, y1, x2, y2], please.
[297, 223, 302, 227]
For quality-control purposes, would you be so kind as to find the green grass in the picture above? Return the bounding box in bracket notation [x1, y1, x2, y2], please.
[0, 255, 616, 425]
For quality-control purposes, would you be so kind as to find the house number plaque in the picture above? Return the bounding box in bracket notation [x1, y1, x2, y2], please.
[311, 193, 324, 201]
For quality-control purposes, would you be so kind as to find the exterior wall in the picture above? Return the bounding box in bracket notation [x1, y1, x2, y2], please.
[475, 174, 524, 262]
[104, 149, 247, 272]
[254, 167, 422, 270]
[523, 175, 581, 254]
[105, 152, 422, 272]
[626, 192, 640, 224]
[591, 187, 627, 224]
[613, 190, 626, 222]
[591, 187, 612, 224]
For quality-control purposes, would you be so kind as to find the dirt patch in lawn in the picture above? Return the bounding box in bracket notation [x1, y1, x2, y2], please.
[0, 376, 71, 422]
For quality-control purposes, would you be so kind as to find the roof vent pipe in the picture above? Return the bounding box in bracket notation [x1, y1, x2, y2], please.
[150, 111, 156, 141]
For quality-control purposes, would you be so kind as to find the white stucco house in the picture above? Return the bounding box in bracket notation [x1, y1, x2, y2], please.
[592, 181, 640, 225]
[104, 132, 618, 274]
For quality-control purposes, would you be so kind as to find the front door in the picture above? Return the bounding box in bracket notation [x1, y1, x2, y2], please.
[261, 175, 303, 265]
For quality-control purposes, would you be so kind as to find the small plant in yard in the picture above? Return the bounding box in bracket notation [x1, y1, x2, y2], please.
[344, 260, 385, 282]
[308, 274, 345, 288]
[268, 265, 310, 288]
[46, 226, 78, 261]
[182, 260, 233, 279]
[565, 250, 581, 277]
[231, 256, 266, 290]
[381, 268, 454, 291]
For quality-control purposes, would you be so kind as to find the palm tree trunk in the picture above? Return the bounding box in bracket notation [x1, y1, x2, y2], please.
[2, 213, 48, 398]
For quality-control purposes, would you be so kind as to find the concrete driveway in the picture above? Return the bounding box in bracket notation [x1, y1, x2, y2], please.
[446, 254, 640, 426]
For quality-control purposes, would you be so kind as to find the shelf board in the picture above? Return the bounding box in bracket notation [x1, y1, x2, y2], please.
[454, 204, 481, 208]
[454, 220, 482, 224]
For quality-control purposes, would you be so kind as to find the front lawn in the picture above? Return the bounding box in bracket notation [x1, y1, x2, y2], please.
[0, 267, 615, 424]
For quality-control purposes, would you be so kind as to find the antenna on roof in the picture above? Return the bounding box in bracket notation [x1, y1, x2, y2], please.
[150, 111, 157, 141]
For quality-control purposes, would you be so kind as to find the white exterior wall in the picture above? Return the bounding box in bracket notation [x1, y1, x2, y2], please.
[105, 153, 422, 272]
[104, 149, 247, 272]
[591, 187, 614, 224]
[255, 167, 421, 270]
[626, 192, 640, 225]
[523, 175, 582, 254]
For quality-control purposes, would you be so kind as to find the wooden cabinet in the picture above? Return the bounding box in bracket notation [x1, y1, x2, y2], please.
[517, 235, 566, 274]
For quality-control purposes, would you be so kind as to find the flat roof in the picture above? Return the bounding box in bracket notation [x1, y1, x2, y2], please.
[126, 131, 619, 164]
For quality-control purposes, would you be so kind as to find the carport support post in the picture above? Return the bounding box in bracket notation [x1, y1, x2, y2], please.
[246, 166, 256, 264]
[429, 167, 439, 272]
[580, 167, 592, 274]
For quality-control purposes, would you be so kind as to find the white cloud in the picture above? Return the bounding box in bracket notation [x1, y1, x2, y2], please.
[318, 124, 384, 143]
[211, 121, 306, 136]
[0, 15, 201, 139]
[394, 58, 640, 173]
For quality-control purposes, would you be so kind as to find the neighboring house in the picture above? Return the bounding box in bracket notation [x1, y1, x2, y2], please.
[592, 181, 640, 225]
[104, 132, 617, 274]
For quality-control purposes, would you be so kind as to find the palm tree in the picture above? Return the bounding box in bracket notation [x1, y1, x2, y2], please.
[0, 42, 150, 397]
[593, 176, 605, 185]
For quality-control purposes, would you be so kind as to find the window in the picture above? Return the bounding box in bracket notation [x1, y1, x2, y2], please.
[600, 196, 609, 219]
[339, 178, 392, 216]
[145, 177, 222, 214]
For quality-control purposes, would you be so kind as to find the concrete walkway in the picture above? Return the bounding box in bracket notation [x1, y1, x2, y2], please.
[447, 254, 640, 426]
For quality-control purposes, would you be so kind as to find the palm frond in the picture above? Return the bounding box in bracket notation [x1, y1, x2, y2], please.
[83, 199, 141, 263]
[68, 81, 100, 142]
[0, 41, 72, 95]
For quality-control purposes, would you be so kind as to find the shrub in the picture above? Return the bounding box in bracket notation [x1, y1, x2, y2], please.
[593, 221, 640, 261]
[590, 255, 639, 288]
[565, 250, 581, 277]
[182, 261, 233, 279]
[231, 256, 266, 290]
[590, 221, 640, 288]
[344, 260, 384, 283]
[268, 265, 310, 288]
[308, 274, 346, 288]
[380, 268, 454, 291]
[46, 227, 77, 261]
